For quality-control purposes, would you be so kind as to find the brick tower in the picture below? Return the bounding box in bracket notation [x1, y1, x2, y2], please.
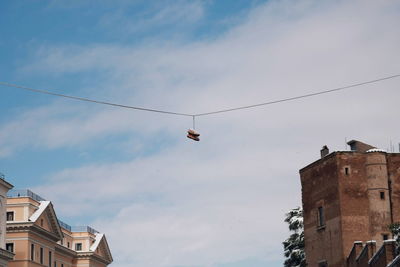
[300, 140, 400, 267]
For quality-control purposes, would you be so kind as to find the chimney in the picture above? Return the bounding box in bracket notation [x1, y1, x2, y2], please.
[347, 140, 376, 152]
[320, 145, 329, 158]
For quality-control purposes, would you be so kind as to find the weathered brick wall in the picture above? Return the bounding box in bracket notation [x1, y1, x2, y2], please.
[388, 154, 400, 223]
[300, 143, 400, 267]
[347, 242, 363, 267]
[356, 241, 376, 267]
[346, 240, 396, 267]
[337, 152, 371, 258]
[300, 153, 343, 267]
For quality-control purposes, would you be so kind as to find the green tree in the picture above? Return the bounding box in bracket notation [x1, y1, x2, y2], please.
[283, 207, 306, 267]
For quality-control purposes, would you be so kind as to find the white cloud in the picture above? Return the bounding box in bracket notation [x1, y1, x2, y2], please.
[35, 142, 292, 266]
[4, 0, 400, 266]
[97, 0, 205, 37]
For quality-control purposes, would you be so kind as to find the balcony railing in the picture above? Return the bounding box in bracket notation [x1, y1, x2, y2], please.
[7, 189, 46, 202]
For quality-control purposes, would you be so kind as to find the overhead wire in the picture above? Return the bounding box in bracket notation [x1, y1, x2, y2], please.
[1, 73, 400, 119]
[0, 81, 192, 117]
[194, 74, 400, 116]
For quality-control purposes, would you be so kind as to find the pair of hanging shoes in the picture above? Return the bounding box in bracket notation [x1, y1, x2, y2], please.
[187, 129, 200, 141]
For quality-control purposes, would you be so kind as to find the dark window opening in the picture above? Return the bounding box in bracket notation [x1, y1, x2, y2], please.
[67, 242, 70, 248]
[41, 219, 44, 227]
[31, 244, 35, 261]
[49, 251, 52, 267]
[345, 167, 349, 175]
[75, 243, 82, 251]
[40, 247, 43, 264]
[318, 207, 325, 227]
[383, 234, 389, 240]
[6, 243, 14, 253]
[319, 261, 328, 267]
[380, 192, 385, 200]
[6, 212, 14, 221]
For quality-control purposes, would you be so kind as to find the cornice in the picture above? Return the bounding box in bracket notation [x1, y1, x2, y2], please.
[55, 244, 77, 257]
[101, 235, 113, 262]
[7, 223, 61, 242]
[92, 252, 113, 264]
[45, 202, 64, 239]
[7, 222, 31, 232]
[76, 252, 112, 265]
[0, 248, 14, 261]
[0, 179, 13, 190]
[31, 224, 61, 242]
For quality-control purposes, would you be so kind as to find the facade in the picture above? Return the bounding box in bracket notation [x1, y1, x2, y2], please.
[5, 189, 113, 267]
[300, 140, 400, 267]
[0, 175, 14, 267]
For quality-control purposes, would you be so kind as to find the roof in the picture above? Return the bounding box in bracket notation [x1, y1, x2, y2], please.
[29, 201, 64, 240]
[0, 177, 13, 190]
[29, 201, 50, 222]
[90, 233, 113, 263]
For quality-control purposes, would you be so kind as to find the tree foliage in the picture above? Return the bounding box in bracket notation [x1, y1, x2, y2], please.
[389, 222, 400, 254]
[283, 207, 306, 267]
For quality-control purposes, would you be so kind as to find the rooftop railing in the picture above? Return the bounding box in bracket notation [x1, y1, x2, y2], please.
[71, 226, 99, 234]
[8, 189, 99, 235]
[58, 220, 72, 231]
[58, 220, 98, 234]
[7, 189, 46, 202]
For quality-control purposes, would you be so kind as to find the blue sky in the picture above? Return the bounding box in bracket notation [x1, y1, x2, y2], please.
[0, 0, 265, 184]
[1, 1, 400, 266]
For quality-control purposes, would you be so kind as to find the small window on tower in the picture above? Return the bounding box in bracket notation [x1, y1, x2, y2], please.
[383, 234, 389, 240]
[317, 207, 325, 227]
[380, 192, 385, 200]
[345, 167, 349, 175]
[318, 260, 328, 267]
